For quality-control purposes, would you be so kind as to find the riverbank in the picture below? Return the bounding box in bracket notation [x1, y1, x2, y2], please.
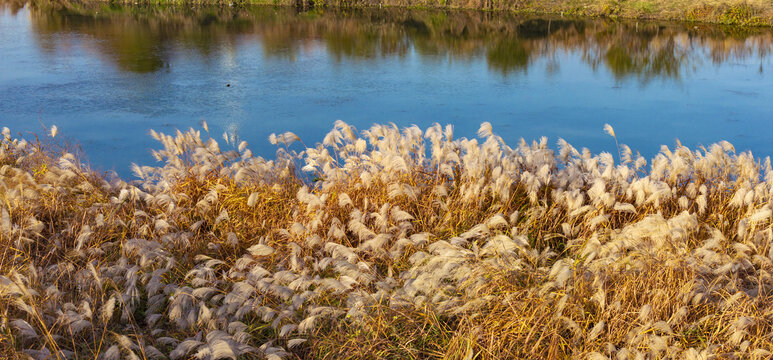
[38, 0, 773, 26]
[1, 122, 771, 359]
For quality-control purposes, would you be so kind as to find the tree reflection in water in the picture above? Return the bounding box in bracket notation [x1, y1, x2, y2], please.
[3, 1, 772, 81]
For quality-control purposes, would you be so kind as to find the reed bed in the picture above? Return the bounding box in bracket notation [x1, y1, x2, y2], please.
[0, 121, 771, 359]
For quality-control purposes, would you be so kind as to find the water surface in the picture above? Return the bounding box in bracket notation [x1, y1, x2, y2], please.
[1, 2, 771, 175]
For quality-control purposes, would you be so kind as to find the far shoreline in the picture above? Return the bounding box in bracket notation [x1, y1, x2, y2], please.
[65, 0, 773, 26]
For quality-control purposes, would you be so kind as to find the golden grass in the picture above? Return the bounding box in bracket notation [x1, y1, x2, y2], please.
[31, 0, 773, 26]
[528, 0, 773, 26]
[0, 122, 771, 359]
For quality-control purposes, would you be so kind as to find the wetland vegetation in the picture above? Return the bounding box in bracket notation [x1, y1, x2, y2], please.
[0, 122, 772, 359]
[13, 0, 773, 26]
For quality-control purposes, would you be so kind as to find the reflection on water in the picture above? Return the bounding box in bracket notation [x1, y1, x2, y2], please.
[8, 2, 772, 79]
[0, 1, 771, 175]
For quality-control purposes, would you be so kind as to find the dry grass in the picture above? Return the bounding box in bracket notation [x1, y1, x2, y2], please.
[46, 0, 773, 26]
[525, 0, 773, 26]
[1, 121, 772, 359]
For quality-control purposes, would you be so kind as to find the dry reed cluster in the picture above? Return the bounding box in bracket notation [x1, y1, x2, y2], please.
[1, 121, 771, 359]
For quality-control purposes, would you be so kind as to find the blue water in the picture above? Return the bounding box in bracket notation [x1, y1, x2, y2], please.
[1, 4, 771, 176]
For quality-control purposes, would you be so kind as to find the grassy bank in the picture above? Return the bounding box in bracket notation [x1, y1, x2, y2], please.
[40, 0, 773, 26]
[1, 122, 771, 359]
